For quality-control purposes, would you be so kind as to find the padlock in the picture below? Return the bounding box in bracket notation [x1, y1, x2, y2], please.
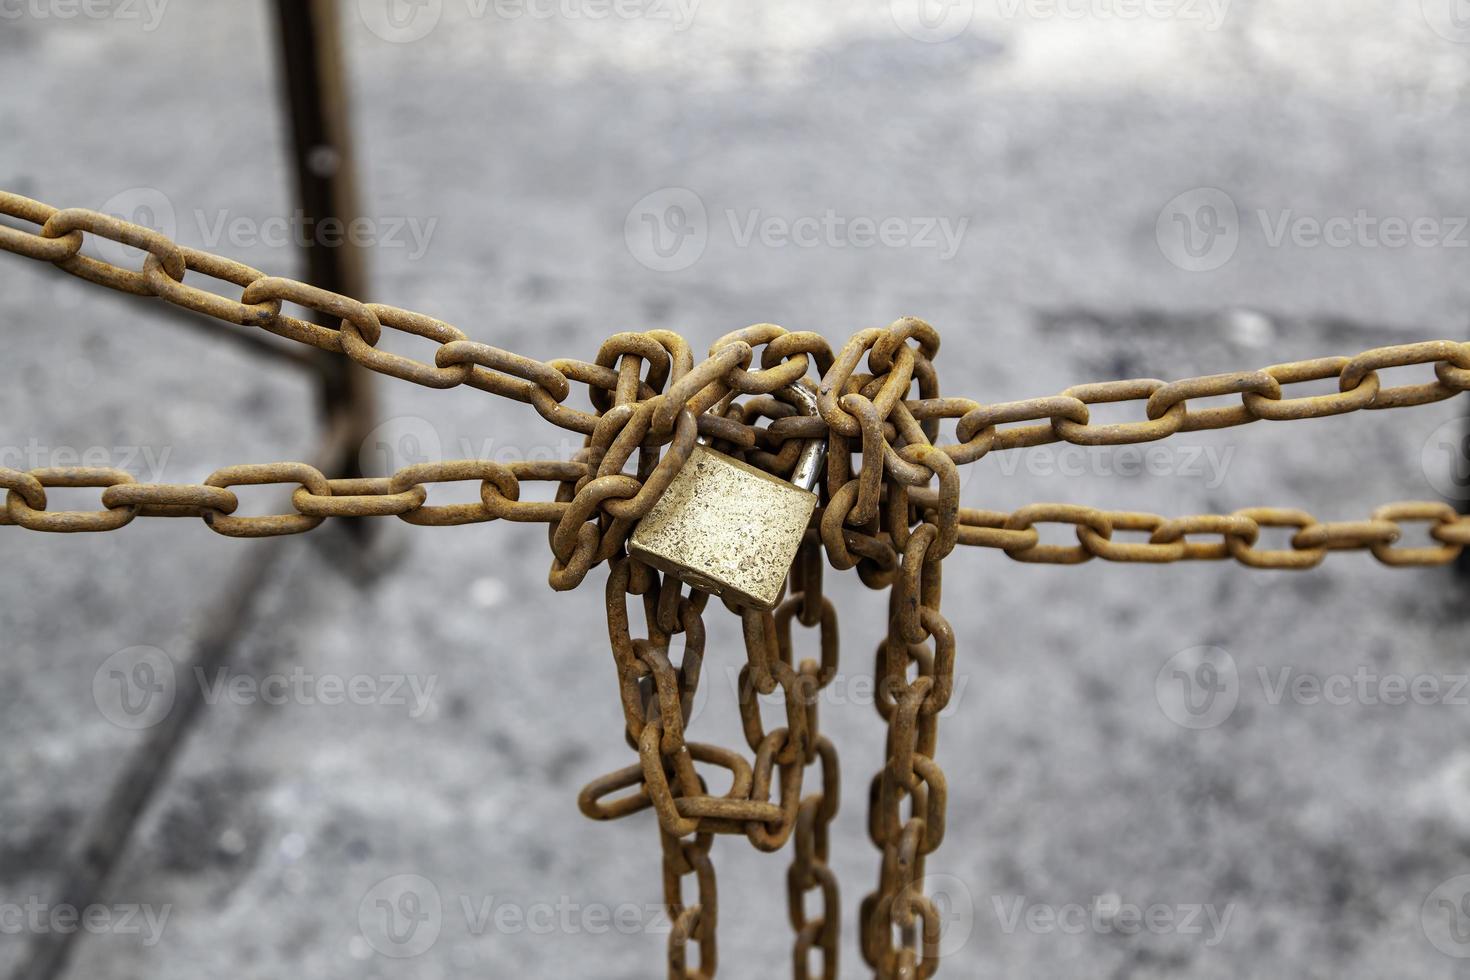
[628, 383, 827, 610]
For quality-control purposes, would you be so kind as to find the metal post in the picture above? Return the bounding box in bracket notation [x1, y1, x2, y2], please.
[11, 11, 381, 978]
[272, 0, 377, 496]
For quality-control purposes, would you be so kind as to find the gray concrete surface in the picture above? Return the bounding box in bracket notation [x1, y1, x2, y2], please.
[3, 1, 1470, 977]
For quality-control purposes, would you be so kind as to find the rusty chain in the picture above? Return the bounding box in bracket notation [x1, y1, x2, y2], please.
[6, 189, 1470, 977]
[579, 544, 843, 977]
[6, 192, 1470, 572]
[3, 461, 1467, 570]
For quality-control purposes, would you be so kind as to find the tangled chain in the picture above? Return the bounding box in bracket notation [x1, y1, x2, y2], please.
[6, 190, 1470, 977]
[571, 314, 959, 977]
[579, 546, 844, 976]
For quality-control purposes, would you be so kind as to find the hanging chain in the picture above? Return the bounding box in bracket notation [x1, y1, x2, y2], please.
[783, 536, 842, 979]
[7, 189, 1470, 977]
[582, 545, 842, 978]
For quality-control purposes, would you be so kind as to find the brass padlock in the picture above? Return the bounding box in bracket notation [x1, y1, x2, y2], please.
[629, 383, 826, 610]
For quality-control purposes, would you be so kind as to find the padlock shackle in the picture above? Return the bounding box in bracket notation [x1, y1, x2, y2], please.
[786, 383, 826, 495]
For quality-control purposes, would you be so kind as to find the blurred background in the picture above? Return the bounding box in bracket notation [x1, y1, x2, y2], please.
[3, 1, 1470, 977]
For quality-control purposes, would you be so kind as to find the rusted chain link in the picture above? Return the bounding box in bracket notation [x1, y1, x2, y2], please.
[910, 341, 1470, 461]
[945, 500, 1470, 568]
[812, 325, 956, 979]
[8, 192, 1470, 573]
[6, 191, 1470, 528]
[783, 538, 842, 980]
[7, 461, 1463, 571]
[0, 460, 587, 536]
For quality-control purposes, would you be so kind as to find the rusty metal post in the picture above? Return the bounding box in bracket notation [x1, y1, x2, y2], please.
[272, 0, 376, 500]
[13, 15, 383, 979]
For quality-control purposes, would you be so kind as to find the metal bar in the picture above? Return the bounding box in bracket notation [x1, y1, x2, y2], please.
[271, 0, 377, 490]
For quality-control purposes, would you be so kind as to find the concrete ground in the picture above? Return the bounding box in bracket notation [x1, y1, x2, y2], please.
[3, 1, 1470, 977]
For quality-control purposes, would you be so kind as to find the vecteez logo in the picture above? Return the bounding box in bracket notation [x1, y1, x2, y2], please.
[993, 894, 1234, 946]
[1158, 187, 1470, 272]
[1154, 645, 1239, 729]
[359, 415, 445, 476]
[1421, 418, 1470, 501]
[992, 0, 1230, 29]
[0, 0, 171, 31]
[1422, 0, 1470, 43]
[913, 873, 976, 959]
[359, 875, 443, 958]
[624, 188, 708, 273]
[890, 0, 975, 42]
[93, 645, 177, 731]
[359, 0, 700, 42]
[94, 187, 177, 270]
[625, 188, 971, 272]
[355, 877, 695, 957]
[1423, 875, 1470, 958]
[1157, 645, 1470, 730]
[359, 0, 443, 42]
[1155, 188, 1240, 272]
